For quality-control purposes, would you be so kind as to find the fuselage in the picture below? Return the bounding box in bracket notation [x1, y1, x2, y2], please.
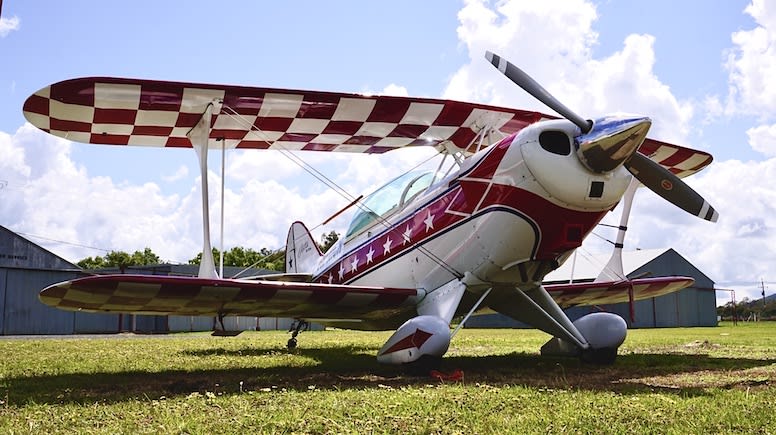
[310, 119, 634, 305]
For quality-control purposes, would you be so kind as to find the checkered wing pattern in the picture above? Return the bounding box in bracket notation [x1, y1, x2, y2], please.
[39, 274, 420, 318]
[546, 276, 695, 308]
[23, 77, 544, 153]
[639, 138, 713, 178]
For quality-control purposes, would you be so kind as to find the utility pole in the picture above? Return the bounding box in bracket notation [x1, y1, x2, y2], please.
[762, 279, 766, 301]
[762, 279, 767, 318]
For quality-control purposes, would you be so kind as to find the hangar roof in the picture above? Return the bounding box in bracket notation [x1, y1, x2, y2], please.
[0, 225, 78, 270]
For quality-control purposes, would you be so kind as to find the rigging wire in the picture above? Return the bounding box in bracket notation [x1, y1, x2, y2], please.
[13, 231, 111, 253]
[589, 231, 615, 246]
[219, 103, 467, 279]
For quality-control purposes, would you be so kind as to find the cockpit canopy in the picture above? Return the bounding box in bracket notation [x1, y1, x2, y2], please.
[345, 170, 435, 239]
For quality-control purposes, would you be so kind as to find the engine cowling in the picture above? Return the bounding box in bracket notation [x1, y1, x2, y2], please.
[376, 315, 450, 365]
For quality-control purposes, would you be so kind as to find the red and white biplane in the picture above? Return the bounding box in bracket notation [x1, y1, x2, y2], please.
[24, 52, 717, 365]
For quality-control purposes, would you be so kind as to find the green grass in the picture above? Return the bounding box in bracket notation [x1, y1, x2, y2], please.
[0, 322, 775, 433]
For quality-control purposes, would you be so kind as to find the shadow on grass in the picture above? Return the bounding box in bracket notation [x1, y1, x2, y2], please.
[2, 343, 774, 406]
[180, 344, 376, 358]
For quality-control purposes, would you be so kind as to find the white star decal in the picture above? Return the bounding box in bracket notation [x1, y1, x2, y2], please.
[402, 225, 412, 245]
[424, 211, 435, 232]
[338, 263, 345, 279]
[366, 246, 375, 264]
[383, 237, 393, 255]
[350, 255, 359, 272]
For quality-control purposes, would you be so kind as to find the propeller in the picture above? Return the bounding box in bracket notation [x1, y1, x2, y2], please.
[484, 51, 718, 223]
[485, 51, 593, 133]
[626, 152, 719, 222]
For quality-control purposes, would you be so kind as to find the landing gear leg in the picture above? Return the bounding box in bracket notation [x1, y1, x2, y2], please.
[287, 319, 309, 349]
[211, 313, 241, 336]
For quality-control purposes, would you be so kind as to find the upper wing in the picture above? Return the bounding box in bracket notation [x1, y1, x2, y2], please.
[545, 276, 695, 308]
[40, 274, 422, 320]
[639, 138, 712, 179]
[23, 77, 544, 154]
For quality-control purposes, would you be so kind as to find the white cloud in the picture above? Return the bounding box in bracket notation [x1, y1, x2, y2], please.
[1, 125, 191, 262]
[0, 16, 20, 37]
[746, 124, 776, 156]
[723, 0, 776, 160]
[359, 83, 412, 98]
[446, 0, 597, 110]
[726, 0, 776, 118]
[444, 0, 692, 144]
[381, 84, 409, 97]
[701, 95, 724, 124]
[161, 165, 189, 182]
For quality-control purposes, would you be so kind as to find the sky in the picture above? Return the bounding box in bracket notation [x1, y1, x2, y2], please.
[0, 0, 774, 306]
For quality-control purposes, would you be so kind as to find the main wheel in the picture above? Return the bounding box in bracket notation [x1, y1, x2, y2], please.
[287, 337, 298, 349]
[580, 347, 618, 365]
[404, 355, 442, 376]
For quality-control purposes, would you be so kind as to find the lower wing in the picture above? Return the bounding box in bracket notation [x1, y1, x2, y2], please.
[40, 274, 422, 321]
[545, 276, 695, 308]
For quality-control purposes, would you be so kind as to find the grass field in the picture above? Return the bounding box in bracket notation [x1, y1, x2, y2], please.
[1, 322, 775, 434]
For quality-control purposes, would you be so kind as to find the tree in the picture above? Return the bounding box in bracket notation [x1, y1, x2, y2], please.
[130, 247, 160, 265]
[717, 294, 776, 321]
[188, 246, 286, 271]
[77, 247, 162, 270]
[76, 255, 106, 270]
[319, 231, 340, 253]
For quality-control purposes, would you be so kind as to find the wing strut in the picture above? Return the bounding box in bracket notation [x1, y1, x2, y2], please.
[219, 138, 226, 278]
[187, 103, 219, 278]
[595, 178, 639, 282]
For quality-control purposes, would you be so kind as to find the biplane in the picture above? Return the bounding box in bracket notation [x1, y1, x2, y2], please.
[23, 52, 717, 366]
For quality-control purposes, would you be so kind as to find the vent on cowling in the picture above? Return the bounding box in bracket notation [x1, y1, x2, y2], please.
[589, 181, 604, 198]
[538, 131, 571, 156]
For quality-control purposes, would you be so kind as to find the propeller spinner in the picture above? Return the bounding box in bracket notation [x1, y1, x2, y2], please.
[484, 51, 718, 223]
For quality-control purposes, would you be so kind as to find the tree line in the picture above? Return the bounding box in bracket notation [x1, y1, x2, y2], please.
[717, 294, 776, 321]
[77, 231, 340, 272]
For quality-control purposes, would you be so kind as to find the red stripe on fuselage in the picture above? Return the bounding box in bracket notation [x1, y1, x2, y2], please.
[316, 185, 605, 286]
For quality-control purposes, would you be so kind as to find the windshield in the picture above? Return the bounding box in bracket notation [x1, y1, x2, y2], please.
[345, 170, 434, 239]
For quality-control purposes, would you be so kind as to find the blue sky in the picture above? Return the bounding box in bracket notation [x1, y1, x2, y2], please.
[1, 0, 774, 304]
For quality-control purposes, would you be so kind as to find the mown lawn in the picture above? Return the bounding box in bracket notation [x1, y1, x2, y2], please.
[0, 322, 774, 433]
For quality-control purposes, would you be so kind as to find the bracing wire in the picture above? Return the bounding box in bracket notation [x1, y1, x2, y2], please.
[14, 231, 111, 253]
[219, 104, 467, 279]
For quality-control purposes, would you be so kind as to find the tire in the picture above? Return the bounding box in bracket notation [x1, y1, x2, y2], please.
[580, 347, 618, 365]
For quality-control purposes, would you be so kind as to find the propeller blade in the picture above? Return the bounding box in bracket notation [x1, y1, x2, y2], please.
[485, 51, 592, 133]
[625, 152, 719, 222]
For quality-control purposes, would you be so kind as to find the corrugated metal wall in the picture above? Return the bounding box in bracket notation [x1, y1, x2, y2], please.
[1, 268, 81, 334]
[602, 250, 717, 327]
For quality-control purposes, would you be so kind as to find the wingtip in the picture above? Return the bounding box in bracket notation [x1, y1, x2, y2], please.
[38, 281, 71, 307]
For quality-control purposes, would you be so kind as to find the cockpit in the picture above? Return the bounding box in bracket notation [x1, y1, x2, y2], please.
[345, 170, 435, 239]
